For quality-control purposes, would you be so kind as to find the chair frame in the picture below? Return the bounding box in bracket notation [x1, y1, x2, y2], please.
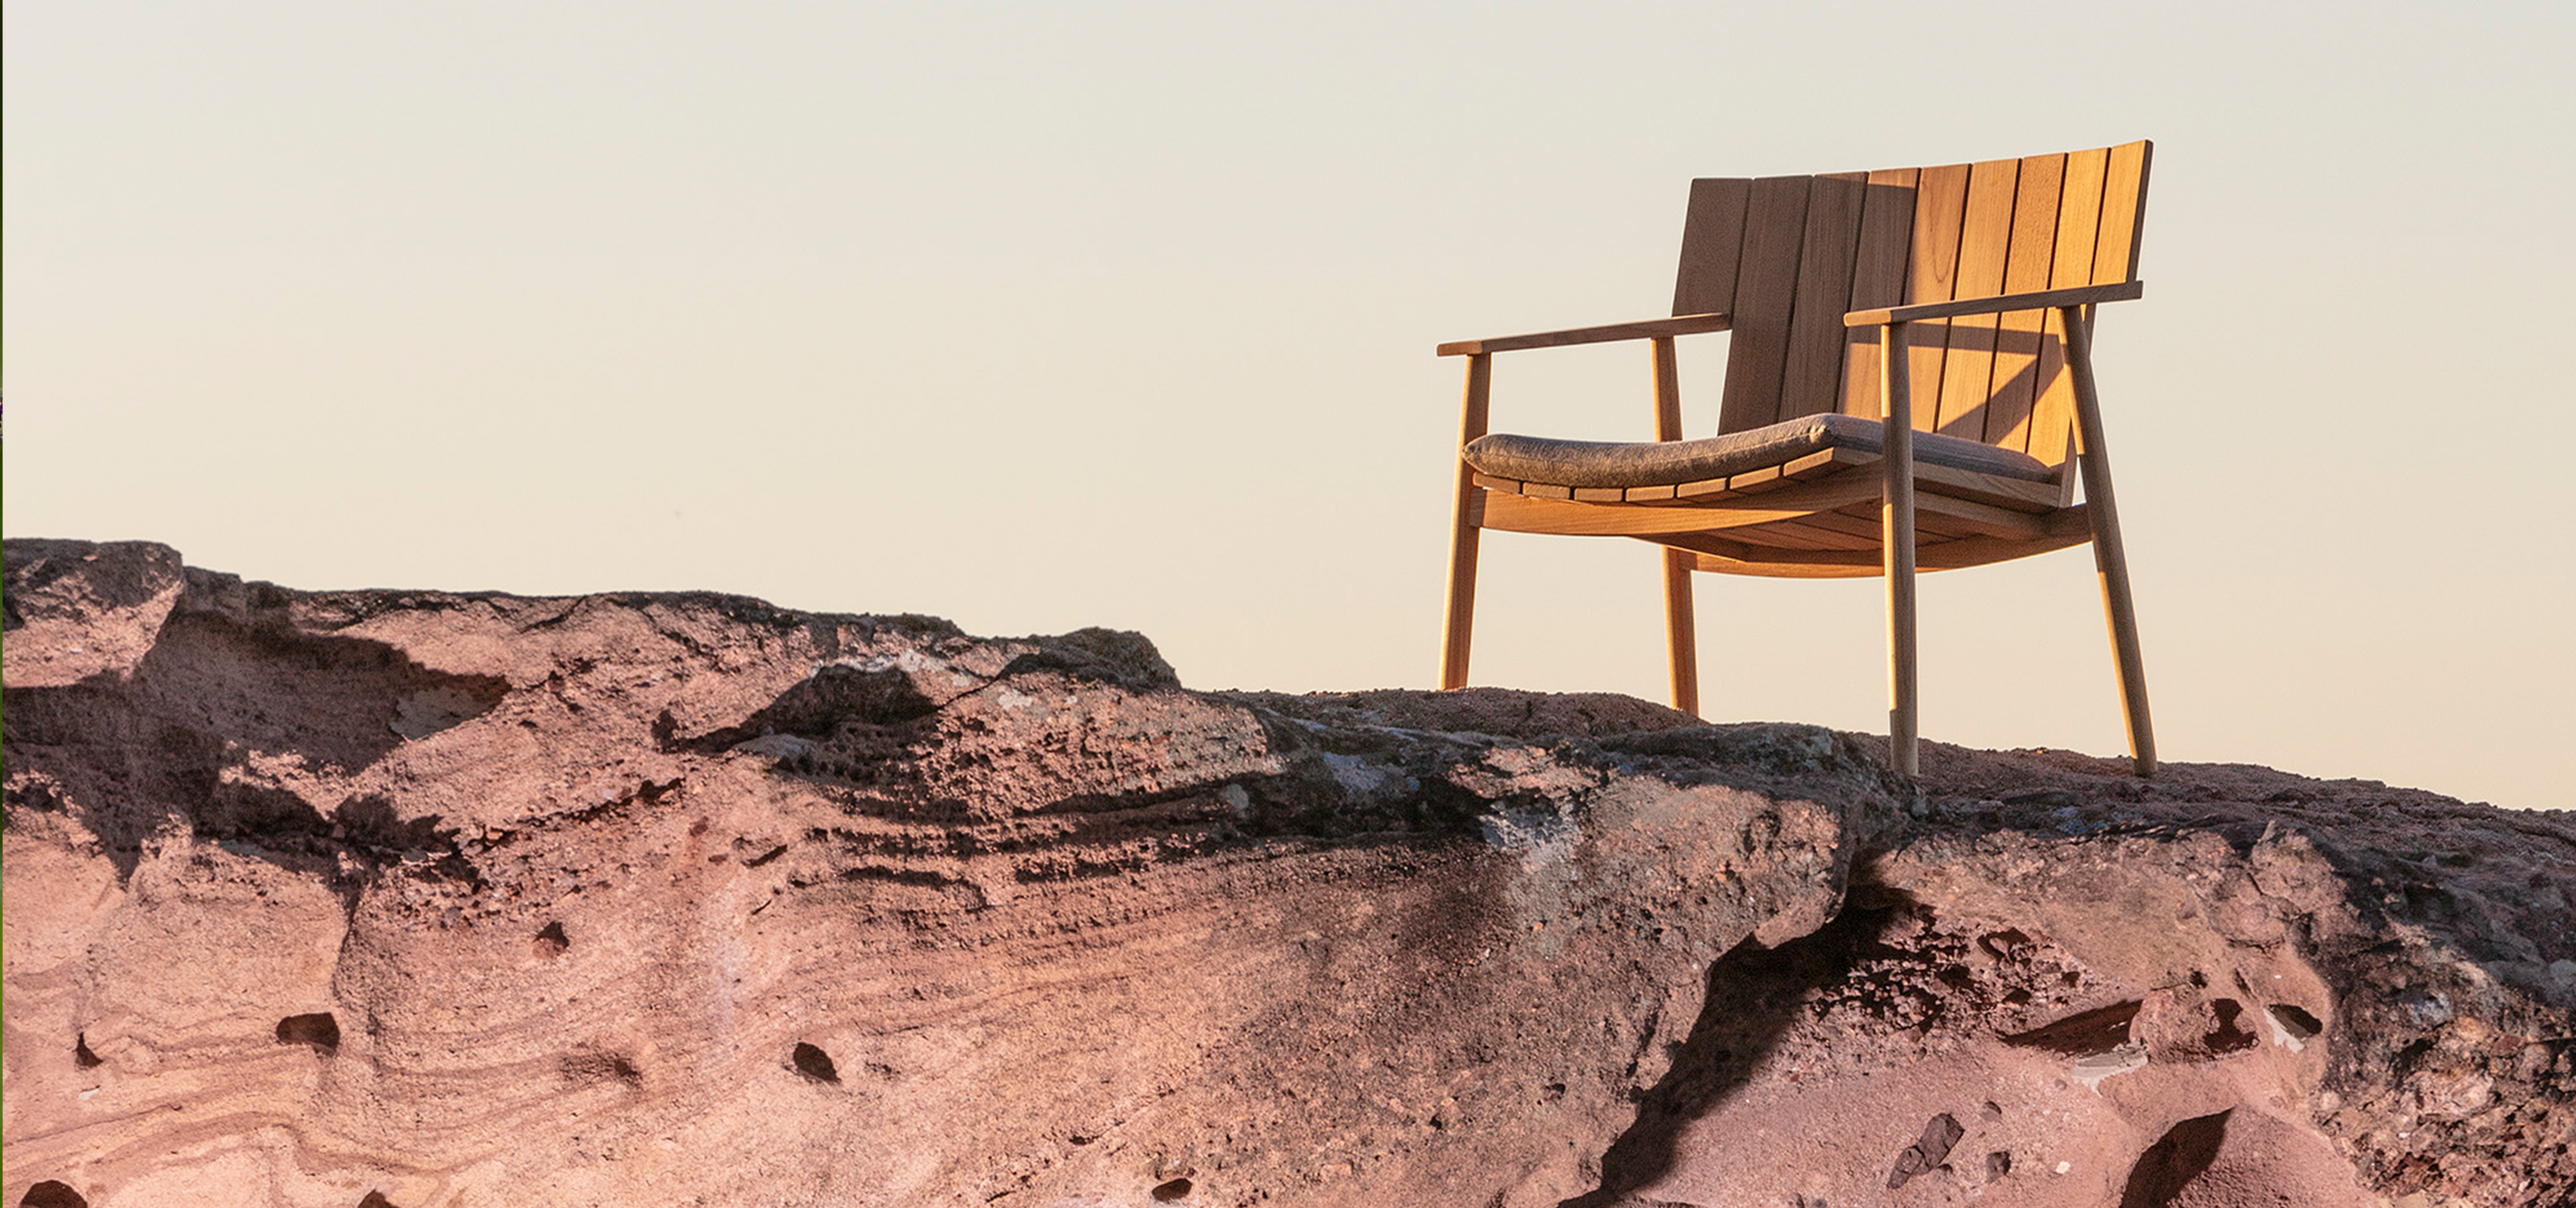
[1434, 153, 2158, 778]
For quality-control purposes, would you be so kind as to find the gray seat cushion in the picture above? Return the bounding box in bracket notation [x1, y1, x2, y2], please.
[1463, 412, 2054, 489]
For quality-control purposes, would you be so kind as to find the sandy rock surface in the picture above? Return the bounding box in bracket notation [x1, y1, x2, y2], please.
[5, 540, 2571, 1208]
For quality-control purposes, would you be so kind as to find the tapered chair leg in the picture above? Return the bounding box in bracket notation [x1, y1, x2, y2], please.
[1662, 548, 1699, 716]
[2091, 529, 2157, 775]
[1439, 522, 1482, 690]
[1439, 354, 1495, 690]
[1879, 321, 1920, 778]
[1647, 335, 1700, 716]
[2059, 307, 2157, 775]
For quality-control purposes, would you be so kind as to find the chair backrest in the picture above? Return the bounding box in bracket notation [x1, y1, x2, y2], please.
[1672, 141, 2150, 474]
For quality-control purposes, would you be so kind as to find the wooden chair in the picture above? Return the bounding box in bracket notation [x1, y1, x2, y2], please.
[1435, 141, 2157, 777]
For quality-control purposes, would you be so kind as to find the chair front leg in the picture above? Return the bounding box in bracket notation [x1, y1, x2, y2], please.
[1880, 322, 1920, 777]
[1650, 335, 1700, 716]
[1439, 353, 1494, 690]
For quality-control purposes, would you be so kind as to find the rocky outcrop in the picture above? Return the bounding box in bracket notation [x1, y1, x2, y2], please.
[5, 540, 2571, 1208]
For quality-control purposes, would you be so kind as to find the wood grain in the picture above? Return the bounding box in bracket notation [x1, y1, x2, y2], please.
[1981, 152, 2067, 452]
[1779, 173, 1871, 422]
[1673, 177, 1754, 318]
[1840, 168, 1921, 419]
[1882, 321, 1921, 777]
[1932, 158, 2022, 440]
[1901, 163, 1973, 434]
[1437, 313, 1731, 357]
[1476, 475, 1885, 536]
[2027, 145, 2112, 479]
[1439, 353, 1493, 690]
[1842, 281, 2142, 326]
[1716, 176, 1817, 434]
[1652, 334, 1698, 715]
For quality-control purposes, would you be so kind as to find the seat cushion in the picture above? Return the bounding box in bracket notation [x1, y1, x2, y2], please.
[1462, 412, 2054, 489]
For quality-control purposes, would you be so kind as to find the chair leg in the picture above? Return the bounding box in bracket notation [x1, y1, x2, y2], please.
[2092, 523, 2157, 776]
[2059, 307, 2157, 776]
[1884, 492, 1919, 778]
[1643, 334, 1699, 715]
[1662, 547, 1699, 716]
[1439, 521, 1481, 690]
[1439, 354, 1494, 690]
[1879, 322, 1920, 778]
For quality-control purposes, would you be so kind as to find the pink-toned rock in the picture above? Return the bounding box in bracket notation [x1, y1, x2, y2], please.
[2, 539, 184, 687]
[5, 540, 2571, 1208]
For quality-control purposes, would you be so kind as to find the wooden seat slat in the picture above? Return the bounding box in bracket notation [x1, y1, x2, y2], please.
[1785, 510, 1899, 545]
[1750, 519, 1881, 551]
[1909, 462, 2063, 513]
[1477, 476, 1885, 537]
[1715, 525, 1848, 552]
[1476, 445, 2054, 517]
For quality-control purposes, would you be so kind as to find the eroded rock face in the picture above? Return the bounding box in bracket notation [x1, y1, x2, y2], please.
[4, 540, 2571, 1208]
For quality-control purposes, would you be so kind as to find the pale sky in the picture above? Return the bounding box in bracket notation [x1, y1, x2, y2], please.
[7, 2, 2571, 810]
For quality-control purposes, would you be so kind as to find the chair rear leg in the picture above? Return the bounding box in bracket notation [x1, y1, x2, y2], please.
[2060, 307, 2157, 776]
[1662, 548, 1699, 716]
[2091, 521, 2157, 776]
[1440, 353, 1494, 690]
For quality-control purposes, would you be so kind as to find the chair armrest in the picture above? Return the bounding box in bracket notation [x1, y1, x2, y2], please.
[1436, 312, 1731, 357]
[1843, 281, 2143, 327]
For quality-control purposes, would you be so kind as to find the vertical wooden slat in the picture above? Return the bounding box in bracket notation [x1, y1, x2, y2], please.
[1981, 153, 2066, 451]
[1932, 157, 2021, 438]
[1839, 168, 1920, 418]
[2028, 146, 2112, 480]
[2053, 146, 2113, 287]
[1673, 178, 1754, 317]
[1778, 172, 1870, 420]
[1900, 163, 1972, 432]
[2092, 140, 2153, 285]
[1715, 175, 1814, 434]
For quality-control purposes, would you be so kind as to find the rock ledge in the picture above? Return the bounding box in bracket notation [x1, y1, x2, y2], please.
[5, 540, 2571, 1208]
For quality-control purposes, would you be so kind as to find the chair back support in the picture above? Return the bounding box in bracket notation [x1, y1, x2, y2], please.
[1672, 141, 2150, 473]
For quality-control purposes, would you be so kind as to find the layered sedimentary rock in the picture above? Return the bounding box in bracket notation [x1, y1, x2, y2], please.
[4, 539, 2571, 1208]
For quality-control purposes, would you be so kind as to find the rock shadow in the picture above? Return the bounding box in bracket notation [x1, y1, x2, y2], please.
[2117, 1109, 2231, 1207]
[3, 611, 499, 877]
[1562, 877, 1911, 1207]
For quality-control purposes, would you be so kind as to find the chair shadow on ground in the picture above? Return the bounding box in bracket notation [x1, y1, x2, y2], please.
[1562, 877, 1914, 1207]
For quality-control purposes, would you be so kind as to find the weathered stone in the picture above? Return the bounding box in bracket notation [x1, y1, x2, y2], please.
[5, 540, 2571, 1208]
